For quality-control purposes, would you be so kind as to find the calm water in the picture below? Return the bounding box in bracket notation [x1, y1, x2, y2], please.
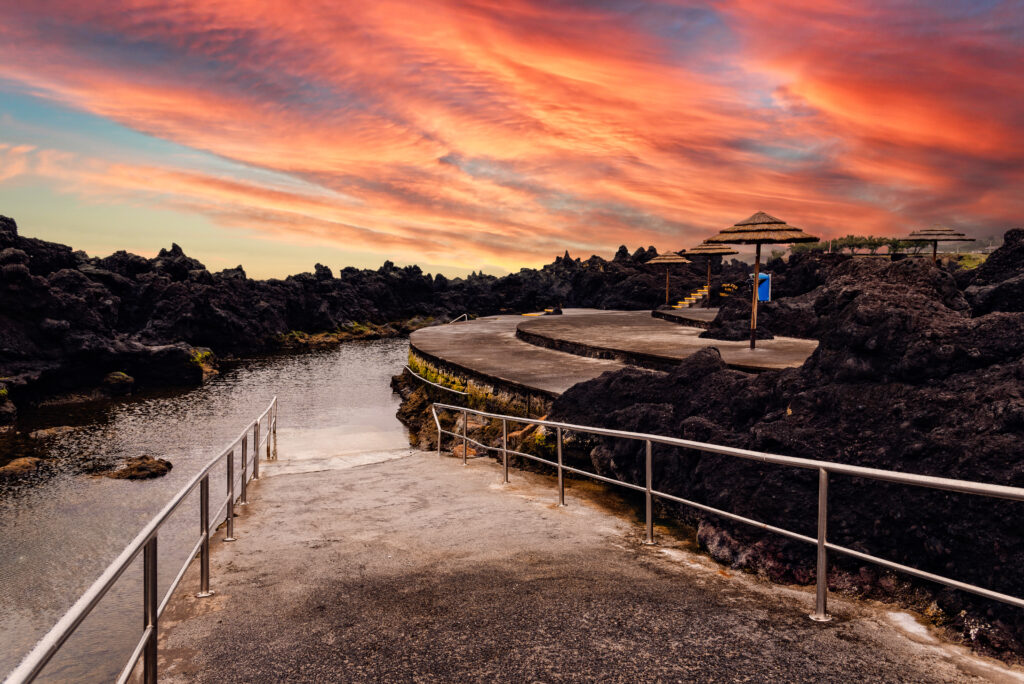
[0, 340, 410, 681]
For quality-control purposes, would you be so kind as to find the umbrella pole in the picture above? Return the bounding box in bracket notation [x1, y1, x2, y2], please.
[750, 244, 760, 350]
[665, 266, 670, 305]
[706, 260, 711, 307]
[932, 241, 937, 264]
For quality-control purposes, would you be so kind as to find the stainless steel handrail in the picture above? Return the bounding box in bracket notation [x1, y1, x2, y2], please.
[430, 402, 1024, 619]
[404, 365, 470, 396]
[5, 397, 279, 684]
[450, 313, 469, 323]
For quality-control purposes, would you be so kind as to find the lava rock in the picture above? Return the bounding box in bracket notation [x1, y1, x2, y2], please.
[28, 426, 78, 440]
[0, 457, 43, 480]
[964, 228, 1024, 287]
[0, 248, 29, 265]
[0, 215, 17, 239]
[102, 371, 134, 396]
[0, 382, 14, 426]
[107, 455, 173, 479]
[963, 229, 1024, 314]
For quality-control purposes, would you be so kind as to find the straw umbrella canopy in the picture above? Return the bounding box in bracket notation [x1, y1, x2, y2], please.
[900, 226, 974, 264]
[647, 252, 692, 305]
[682, 242, 739, 299]
[704, 212, 819, 349]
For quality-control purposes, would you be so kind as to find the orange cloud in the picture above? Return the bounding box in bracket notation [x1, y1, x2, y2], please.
[0, 0, 1020, 273]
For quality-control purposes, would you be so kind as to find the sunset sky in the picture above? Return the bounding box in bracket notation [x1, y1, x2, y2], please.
[0, 1, 1021, 277]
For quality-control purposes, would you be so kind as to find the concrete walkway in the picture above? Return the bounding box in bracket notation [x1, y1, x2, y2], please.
[159, 451, 1020, 683]
[518, 311, 817, 372]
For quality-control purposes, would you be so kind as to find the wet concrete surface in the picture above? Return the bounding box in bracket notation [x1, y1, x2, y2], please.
[159, 451, 1021, 683]
[518, 310, 817, 372]
[410, 311, 626, 396]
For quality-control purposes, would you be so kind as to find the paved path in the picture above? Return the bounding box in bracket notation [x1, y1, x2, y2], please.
[519, 311, 817, 372]
[159, 451, 1018, 683]
[410, 311, 627, 396]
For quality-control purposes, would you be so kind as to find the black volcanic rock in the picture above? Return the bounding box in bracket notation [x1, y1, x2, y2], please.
[550, 249, 1024, 652]
[314, 263, 333, 281]
[963, 229, 1024, 315]
[0, 215, 16, 238]
[701, 249, 991, 341]
[965, 229, 1024, 287]
[107, 455, 172, 479]
[765, 251, 852, 298]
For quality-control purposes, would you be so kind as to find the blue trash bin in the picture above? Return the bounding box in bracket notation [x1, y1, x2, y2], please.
[757, 273, 771, 302]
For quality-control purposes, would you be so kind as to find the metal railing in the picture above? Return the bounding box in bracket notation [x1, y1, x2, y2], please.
[449, 313, 469, 323]
[431, 402, 1024, 621]
[5, 398, 279, 684]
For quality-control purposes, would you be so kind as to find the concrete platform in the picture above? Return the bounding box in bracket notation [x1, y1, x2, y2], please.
[410, 310, 816, 400]
[517, 311, 817, 373]
[410, 312, 628, 397]
[157, 450, 1016, 683]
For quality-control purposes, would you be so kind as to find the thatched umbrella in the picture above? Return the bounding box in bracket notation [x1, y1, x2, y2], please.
[705, 212, 820, 349]
[647, 252, 692, 305]
[900, 226, 974, 264]
[682, 242, 739, 303]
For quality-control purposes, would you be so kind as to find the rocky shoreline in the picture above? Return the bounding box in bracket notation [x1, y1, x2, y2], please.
[394, 229, 1024, 660]
[1, 213, 750, 440]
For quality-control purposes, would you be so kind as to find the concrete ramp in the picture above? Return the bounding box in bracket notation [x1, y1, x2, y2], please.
[158, 452, 1013, 683]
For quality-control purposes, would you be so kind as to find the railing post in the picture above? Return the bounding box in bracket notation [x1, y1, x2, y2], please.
[436, 408, 443, 458]
[461, 409, 468, 466]
[556, 427, 565, 506]
[142, 536, 158, 684]
[502, 418, 509, 484]
[239, 435, 248, 505]
[266, 413, 272, 462]
[197, 475, 214, 598]
[272, 400, 278, 460]
[225, 449, 236, 542]
[252, 422, 260, 480]
[643, 440, 655, 545]
[810, 467, 831, 622]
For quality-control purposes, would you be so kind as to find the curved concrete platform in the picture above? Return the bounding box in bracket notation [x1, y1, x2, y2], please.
[410, 309, 817, 399]
[518, 311, 817, 373]
[410, 311, 628, 397]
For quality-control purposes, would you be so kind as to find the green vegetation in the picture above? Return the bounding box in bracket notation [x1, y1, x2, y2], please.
[0, 388, 8, 400]
[341, 321, 375, 336]
[790, 235, 927, 256]
[954, 253, 988, 270]
[189, 349, 213, 367]
[787, 235, 989, 267]
[407, 353, 469, 395]
[279, 318, 437, 350]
